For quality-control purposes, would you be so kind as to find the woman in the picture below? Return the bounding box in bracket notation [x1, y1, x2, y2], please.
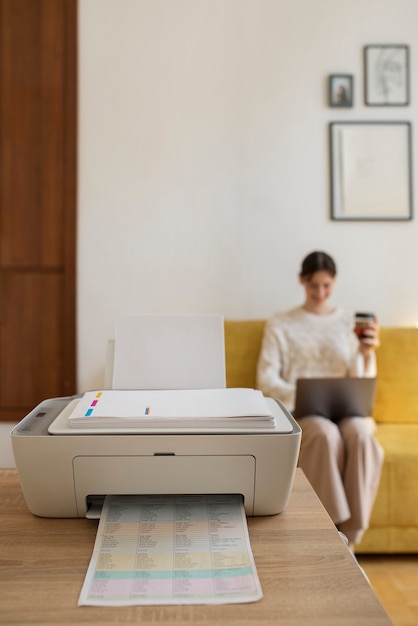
[256, 251, 384, 549]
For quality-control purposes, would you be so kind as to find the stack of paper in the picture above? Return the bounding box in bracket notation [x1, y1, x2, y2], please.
[68, 388, 275, 429]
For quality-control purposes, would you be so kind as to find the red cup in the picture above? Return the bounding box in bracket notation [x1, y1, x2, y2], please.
[354, 312, 375, 339]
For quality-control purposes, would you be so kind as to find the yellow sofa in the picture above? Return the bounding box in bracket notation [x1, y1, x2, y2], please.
[224, 320, 418, 553]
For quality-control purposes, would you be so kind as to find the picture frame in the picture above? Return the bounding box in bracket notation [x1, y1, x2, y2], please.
[329, 74, 353, 107]
[364, 45, 409, 106]
[329, 121, 413, 221]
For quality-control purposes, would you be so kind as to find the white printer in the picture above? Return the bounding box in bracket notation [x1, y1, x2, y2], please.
[11, 315, 301, 519]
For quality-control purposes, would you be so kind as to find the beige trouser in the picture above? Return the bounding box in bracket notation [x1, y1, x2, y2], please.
[297, 415, 384, 545]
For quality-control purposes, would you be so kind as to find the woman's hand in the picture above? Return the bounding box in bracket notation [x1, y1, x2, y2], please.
[358, 319, 380, 358]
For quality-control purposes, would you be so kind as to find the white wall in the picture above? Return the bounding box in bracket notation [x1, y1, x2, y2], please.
[78, 0, 418, 392]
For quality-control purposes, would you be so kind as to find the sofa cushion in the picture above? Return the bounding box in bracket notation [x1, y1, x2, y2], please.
[224, 320, 265, 389]
[373, 328, 418, 424]
[370, 424, 418, 527]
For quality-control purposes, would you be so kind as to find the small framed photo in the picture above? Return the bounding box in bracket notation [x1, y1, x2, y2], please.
[364, 45, 409, 106]
[329, 74, 353, 107]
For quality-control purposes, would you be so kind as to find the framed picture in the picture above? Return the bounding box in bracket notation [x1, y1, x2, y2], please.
[364, 45, 409, 106]
[329, 74, 353, 107]
[329, 121, 413, 221]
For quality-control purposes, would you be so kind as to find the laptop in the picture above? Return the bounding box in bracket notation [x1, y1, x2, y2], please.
[293, 377, 377, 421]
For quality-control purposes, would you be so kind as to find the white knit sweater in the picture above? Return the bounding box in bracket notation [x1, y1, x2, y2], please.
[256, 306, 376, 410]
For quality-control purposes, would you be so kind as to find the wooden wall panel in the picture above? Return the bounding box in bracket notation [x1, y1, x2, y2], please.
[0, 0, 66, 268]
[0, 0, 76, 421]
[0, 272, 63, 407]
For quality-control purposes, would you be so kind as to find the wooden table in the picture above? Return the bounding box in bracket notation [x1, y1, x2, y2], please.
[0, 468, 392, 625]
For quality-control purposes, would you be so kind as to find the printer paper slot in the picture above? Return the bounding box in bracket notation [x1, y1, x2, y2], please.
[74, 455, 256, 516]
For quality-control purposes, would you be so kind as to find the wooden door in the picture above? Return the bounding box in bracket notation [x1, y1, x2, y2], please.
[0, 0, 76, 421]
